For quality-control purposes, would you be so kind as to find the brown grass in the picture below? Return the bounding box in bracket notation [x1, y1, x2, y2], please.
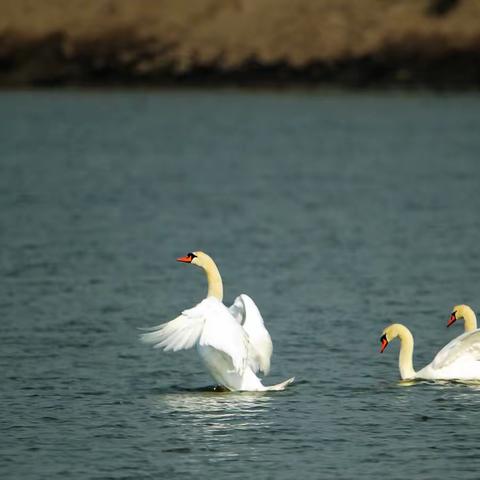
[1, 0, 479, 86]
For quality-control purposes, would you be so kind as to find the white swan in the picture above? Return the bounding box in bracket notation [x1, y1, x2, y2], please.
[380, 323, 480, 381]
[447, 304, 477, 332]
[141, 251, 294, 392]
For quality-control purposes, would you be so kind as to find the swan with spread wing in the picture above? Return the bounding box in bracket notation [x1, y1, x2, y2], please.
[141, 251, 294, 391]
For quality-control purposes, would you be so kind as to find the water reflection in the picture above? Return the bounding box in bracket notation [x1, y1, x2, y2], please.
[398, 379, 480, 390]
[162, 388, 270, 406]
[151, 391, 274, 461]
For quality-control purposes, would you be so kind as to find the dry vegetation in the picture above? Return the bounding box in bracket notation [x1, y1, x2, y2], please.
[0, 0, 479, 87]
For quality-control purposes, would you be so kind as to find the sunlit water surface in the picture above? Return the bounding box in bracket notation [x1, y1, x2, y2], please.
[1, 90, 480, 479]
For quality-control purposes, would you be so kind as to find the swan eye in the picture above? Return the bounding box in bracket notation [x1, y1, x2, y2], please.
[187, 252, 197, 259]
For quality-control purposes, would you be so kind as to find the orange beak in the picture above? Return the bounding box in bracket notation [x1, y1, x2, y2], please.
[177, 256, 192, 263]
[380, 337, 389, 353]
[447, 313, 456, 328]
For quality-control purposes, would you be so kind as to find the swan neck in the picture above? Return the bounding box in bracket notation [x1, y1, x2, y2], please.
[464, 309, 477, 332]
[203, 258, 223, 301]
[397, 326, 416, 380]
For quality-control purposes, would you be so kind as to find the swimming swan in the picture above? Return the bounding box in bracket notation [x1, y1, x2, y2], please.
[141, 251, 294, 392]
[380, 323, 480, 381]
[447, 304, 477, 332]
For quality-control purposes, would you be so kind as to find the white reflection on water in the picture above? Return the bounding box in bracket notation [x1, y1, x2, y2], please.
[398, 379, 480, 390]
[151, 391, 274, 461]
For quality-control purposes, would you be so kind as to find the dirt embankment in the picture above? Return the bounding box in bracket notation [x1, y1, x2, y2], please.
[1, 0, 480, 88]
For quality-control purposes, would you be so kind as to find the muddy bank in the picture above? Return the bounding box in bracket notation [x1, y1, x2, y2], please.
[1, 0, 479, 88]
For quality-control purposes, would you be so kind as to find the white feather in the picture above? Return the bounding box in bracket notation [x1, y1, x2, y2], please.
[429, 330, 480, 374]
[141, 297, 248, 375]
[229, 294, 273, 375]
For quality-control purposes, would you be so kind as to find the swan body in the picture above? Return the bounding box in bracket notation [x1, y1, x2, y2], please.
[380, 323, 480, 381]
[141, 251, 294, 392]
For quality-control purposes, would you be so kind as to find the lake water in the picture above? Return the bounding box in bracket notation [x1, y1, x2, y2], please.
[1, 90, 480, 479]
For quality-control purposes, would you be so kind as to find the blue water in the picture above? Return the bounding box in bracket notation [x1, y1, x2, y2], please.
[1, 90, 480, 479]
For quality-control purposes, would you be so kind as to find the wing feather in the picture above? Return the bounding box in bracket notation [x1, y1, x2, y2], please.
[229, 294, 273, 375]
[432, 330, 480, 369]
[141, 297, 248, 374]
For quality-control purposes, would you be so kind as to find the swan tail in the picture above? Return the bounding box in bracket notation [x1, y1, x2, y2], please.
[264, 377, 295, 391]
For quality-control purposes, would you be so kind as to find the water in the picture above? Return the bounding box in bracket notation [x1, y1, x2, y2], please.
[1, 90, 480, 479]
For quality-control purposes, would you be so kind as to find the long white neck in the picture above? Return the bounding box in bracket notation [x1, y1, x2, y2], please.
[463, 308, 477, 332]
[396, 325, 416, 380]
[202, 257, 223, 301]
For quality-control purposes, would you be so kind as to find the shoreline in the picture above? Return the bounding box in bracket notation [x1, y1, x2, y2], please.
[1, 52, 479, 90]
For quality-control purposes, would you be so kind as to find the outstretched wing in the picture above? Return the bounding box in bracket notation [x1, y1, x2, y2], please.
[141, 297, 248, 374]
[229, 294, 273, 375]
[432, 330, 480, 370]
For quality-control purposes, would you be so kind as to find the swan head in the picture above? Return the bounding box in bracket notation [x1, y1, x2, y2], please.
[448, 304, 474, 328]
[177, 251, 198, 265]
[177, 251, 207, 267]
[379, 324, 404, 353]
[176, 251, 216, 270]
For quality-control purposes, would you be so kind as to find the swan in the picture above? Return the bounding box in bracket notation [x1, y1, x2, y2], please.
[380, 323, 480, 381]
[141, 251, 294, 392]
[447, 304, 477, 332]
